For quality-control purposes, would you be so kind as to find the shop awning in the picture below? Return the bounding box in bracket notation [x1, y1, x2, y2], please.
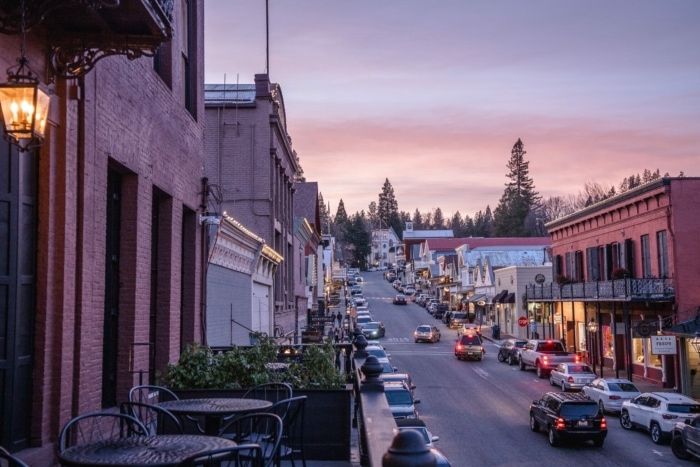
[504, 293, 516, 304]
[463, 294, 487, 304]
[492, 290, 508, 304]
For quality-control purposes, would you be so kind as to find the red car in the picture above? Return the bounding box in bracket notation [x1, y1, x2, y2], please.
[393, 294, 407, 305]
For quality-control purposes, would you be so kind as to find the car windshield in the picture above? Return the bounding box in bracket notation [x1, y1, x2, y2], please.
[398, 427, 429, 444]
[559, 403, 599, 417]
[381, 362, 394, 373]
[608, 382, 639, 392]
[364, 323, 378, 330]
[668, 404, 700, 414]
[386, 391, 413, 405]
[460, 336, 480, 345]
[417, 326, 431, 332]
[357, 317, 371, 323]
[567, 365, 593, 374]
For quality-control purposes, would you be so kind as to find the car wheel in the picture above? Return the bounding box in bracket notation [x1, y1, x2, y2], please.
[592, 437, 604, 447]
[519, 358, 526, 371]
[414, 339, 419, 343]
[497, 352, 505, 363]
[620, 411, 634, 430]
[529, 414, 540, 432]
[507, 354, 514, 365]
[650, 422, 664, 445]
[672, 435, 692, 460]
[549, 376, 556, 387]
[560, 380, 567, 392]
[536, 363, 546, 378]
[548, 426, 560, 447]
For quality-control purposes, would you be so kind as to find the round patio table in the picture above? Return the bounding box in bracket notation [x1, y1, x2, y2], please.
[159, 398, 273, 436]
[58, 434, 236, 466]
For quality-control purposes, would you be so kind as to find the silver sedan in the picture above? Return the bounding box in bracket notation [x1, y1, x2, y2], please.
[582, 378, 641, 413]
[549, 363, 596, 391]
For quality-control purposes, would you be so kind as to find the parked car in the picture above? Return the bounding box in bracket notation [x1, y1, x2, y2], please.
[350, 285, 362, 295]
[529, 392, 607, 447]
[366, 345, 390, 360]
[497, 338, 527, 365]
[394, 420, 452, 466]
[352, 295, 367, 306]
[454, 334, 484, 361]
[377, 357, 397, 374]
[414, 324, 441, 343]
[355, 276, 364, 282]
[581, 378, 640, 414]
[433, 303, 449, 320]
[361, 321, 386, 339]
[671, 415, 700, 461]
[356, 315, 373, 328]
[549, 363, 597, 391]
[384, 381, 420, 419]
[620, 392, 700, 444]
[448, 312, 469, 329]
[381, 373, 416, 396]
[457, 323, 481, 337]
[393, 294, 407, 305]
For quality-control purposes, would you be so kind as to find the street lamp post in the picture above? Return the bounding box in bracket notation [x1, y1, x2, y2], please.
[587, 318, 598, 375]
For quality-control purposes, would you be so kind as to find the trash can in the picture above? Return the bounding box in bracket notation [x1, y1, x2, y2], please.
[492, 325, 500, 340]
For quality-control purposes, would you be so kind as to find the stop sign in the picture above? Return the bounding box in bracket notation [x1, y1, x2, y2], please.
[518, 316, 528, 327]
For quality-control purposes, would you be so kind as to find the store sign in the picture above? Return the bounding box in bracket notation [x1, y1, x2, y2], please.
[651, 336, 677, 355]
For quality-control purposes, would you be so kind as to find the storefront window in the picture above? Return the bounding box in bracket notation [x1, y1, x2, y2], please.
[603, 325, 614, 357]
[632, 338, 662, 367]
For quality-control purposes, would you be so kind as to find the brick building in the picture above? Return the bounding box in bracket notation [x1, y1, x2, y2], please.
[0, 1, 205, 464]
[203, 75, 301, 339]
[527, 177, 700, 393]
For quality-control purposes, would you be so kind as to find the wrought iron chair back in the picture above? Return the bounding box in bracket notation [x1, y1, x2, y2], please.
[276, 396, 308, 467]
[217, 413, 283, 467]
[0, 446, 29, 467]
[120, 401, 184, 435]
[129, 384, 204, 434]
[57, 412, 148, 452]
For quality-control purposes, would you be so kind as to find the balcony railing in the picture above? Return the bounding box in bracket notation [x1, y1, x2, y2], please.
[526, 278, 674, 302]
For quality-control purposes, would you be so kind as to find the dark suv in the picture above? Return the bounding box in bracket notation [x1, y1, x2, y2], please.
[529, 392, 607, 447]
[454, 334, 484, 361]
[434, 303, 449, 319]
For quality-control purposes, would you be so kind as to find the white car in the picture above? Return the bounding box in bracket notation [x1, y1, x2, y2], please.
[549, 363, 597, 391]
[621, 392, 700, 444]
[581, 378, 640, 413]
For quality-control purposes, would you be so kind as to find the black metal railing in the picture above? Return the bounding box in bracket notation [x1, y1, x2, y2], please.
[526, 278, 674, 302]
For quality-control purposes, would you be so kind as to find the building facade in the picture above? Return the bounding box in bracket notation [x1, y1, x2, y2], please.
[527, 177, 700, 392]
[203, 76, 300, 339]
[0, 1, 205, 463]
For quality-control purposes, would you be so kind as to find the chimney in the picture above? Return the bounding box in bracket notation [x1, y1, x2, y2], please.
[255, 74, 270, 99]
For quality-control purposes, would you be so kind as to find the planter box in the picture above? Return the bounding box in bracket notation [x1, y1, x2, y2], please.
[172, 384, 353, 461]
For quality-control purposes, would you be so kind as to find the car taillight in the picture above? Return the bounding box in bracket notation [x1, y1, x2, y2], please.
[456, 345, 463, 350]
[609, 395, 620, 400]
[555, 417, 566, 430]
[543, 356, 548, 364]
[601, 417, 607, 429]
[662, 414, 679, 420]
[575, 355, 581, 363]
[567, 376, 574, 383]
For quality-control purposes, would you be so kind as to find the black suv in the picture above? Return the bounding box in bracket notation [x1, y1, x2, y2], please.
[448, 312, 468, 329]
[529, 392, 607, 447]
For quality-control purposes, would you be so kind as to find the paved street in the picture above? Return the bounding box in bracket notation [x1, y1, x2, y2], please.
[351, 270, 681, 467]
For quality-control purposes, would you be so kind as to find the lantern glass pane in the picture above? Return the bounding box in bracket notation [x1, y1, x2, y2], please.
[0, 83, 39, 139]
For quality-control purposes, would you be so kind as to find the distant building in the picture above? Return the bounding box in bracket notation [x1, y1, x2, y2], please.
[370, 227, 400, 268]
[204, 75, 301, 339]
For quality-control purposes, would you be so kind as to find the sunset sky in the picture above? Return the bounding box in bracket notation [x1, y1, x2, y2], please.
[204, 1, 699, 219]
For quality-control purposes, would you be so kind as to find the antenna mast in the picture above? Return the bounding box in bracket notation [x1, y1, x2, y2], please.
[265, 0, 270, 76]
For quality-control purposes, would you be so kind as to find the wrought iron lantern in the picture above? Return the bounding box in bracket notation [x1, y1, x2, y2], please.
[692, 331, 700, 356]
[587, 318, 598, 334]
[0, 0, 50, 151]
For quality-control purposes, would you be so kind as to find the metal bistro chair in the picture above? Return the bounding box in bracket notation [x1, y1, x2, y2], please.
[58, 412, 148, 452]
[242, 382, 293, 404]
[120, 401, 185, 435]
[0, 446, 29, 467]
[275, 396, 307, 467]
[217, 413, 283, 467]
[176, 444, 264, 467]
[129, 384, 204, 434]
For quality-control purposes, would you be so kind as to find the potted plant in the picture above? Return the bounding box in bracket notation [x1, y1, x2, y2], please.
[611, 267, 631, 279]
[160, 336, 352, 461]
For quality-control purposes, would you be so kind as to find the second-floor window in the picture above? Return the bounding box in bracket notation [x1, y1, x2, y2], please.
[641, 234, 652, 278]
[657, 230, 669, 278]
